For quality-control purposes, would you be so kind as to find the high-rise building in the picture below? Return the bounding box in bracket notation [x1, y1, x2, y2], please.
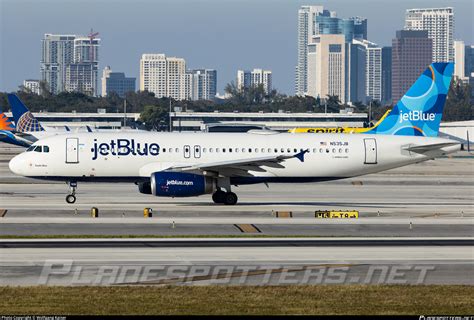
[453, 40, 468, 82]
[65, 37, 100, 96]
[185, 69, 217, 101]
[40, 33, 100, 96]
[353, 39, 382, 102]
[465, 45, 474, 79]
[315, 12, 367, 43]
[237, 69, 272, 94]
[139, 54, 186, 100]
[405, 7, 454, 62]
[40, 34, 75, 94]
[23, 80, 41, 95]
[296, 5, 324, 96]
[465, 45, 474, 102]
[391, 30, 432, 104]
[101, 66, 136, 97]
[64, 63, 97, 96]
[307, 34, 347, 103]
[74, 37, 99, 64]
[351, 16, 368, 40]
[381, 47, 392, 104]
[348, 41, 366, 104]
[295, 5, 367, 96]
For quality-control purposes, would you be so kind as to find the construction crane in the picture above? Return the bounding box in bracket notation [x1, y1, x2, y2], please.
[88, 28, 99, 62]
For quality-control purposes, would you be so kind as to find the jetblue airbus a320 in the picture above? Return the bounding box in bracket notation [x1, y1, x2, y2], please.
[9, 63, 460, 205]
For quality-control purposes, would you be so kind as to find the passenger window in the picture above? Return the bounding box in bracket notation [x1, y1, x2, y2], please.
[261, 148, 265, 153]
[44, 146, 50, 153]
[326, 149, 330, 153]
[248, 148, 252, 153]
[223, 148, 226, 153]
[319, 148, 323, 153]
[280, 148, 284, 153]
[163, 148, 166, 153]
[268, 148, 272, 153]
[229, 148, 233, 153]
[332, 148, 336, 153]
[294, 148, 297, 153]
[169, 148, 172, 153]
[216, 148, 220, 152]
[339, 148, 342, 153]
[235, 148, 239, 153]
[210, 148, 213, 153]
[274, 148, 278, 153]
[242, 148, 246, 153]
[175, 148, 179, 153]
[255, 148, 258, 153]
[287, 148, 291, 153]
[202, 148, 206, 153]
[345, 148, 349, 153]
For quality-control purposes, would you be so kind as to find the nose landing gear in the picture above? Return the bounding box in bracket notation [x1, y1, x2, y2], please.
[66, 181, 77, 204]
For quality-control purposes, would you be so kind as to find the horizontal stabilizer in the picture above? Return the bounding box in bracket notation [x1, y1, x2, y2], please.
[405, 142, 459, 154]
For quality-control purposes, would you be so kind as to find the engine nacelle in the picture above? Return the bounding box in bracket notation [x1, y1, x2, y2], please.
[150, 172, 216, 197]
[138, 181, 152, 195]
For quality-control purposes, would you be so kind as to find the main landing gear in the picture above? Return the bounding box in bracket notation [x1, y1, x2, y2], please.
[66, 181, 77, 204]
[212, 178, 238, 205]
[212, 189, 238, 205]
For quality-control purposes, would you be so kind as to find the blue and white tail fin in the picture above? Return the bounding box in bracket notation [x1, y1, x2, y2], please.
[7, 94, 44, 132]
[365, 62, 454, 137]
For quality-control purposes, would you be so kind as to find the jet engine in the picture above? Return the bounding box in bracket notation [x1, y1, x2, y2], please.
[139, 172, 216, 197]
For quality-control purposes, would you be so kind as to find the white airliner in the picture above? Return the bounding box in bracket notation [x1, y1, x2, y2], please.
[8, 63, 460, 205]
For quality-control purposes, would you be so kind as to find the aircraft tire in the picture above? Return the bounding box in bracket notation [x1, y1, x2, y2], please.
[223, 192, 238, 205]
[212, 190, 226, 204]
[66, 194, 76, 204]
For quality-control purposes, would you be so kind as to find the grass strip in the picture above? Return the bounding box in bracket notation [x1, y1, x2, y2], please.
[0, 285, 472, 315]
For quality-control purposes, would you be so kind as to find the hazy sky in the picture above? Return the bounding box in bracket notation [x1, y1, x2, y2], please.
[0, 0, 472, 95]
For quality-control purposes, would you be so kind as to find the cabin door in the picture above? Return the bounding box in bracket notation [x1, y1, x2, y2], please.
[364, 138, 377, 164]
[66, 138, 79, 164]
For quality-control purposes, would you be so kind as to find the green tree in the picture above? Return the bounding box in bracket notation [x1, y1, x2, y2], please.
[140, 105, 169, 131]
[443, 78, 473, 121]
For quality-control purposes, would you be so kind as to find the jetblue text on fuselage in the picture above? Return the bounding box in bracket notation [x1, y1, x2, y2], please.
[399, 110, 436, 123]
[91, 139, 160, 160]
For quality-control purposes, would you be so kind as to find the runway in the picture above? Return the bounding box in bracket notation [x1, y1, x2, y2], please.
[1, 145, 473, 221]
[1, 237, 472, 286]
[1, 144, 473, 286]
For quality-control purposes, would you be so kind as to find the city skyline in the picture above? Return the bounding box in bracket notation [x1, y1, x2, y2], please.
[0, 0, 472, 95]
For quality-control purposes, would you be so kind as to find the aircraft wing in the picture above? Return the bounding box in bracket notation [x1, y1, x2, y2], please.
[166, 149, 309, 177]
[405, 142, 459, 154]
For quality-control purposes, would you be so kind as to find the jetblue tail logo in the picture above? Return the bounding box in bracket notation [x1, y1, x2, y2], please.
[7, 94, 44, 132]
[366, 62, 454, 137]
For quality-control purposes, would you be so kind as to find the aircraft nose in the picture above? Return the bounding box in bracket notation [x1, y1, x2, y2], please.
[9, 154, 25, 175]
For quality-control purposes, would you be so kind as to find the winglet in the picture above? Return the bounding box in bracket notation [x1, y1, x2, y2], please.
[294, 149, 309, 162]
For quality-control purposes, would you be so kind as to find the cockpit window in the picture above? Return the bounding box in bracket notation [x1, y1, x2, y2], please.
[34, 146, 42, 152]
[44, 146, 50, 153]
[26, 146, 35, 152]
